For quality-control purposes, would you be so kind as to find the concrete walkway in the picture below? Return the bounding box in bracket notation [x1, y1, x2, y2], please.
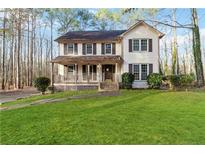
[0, 87, 40, 104]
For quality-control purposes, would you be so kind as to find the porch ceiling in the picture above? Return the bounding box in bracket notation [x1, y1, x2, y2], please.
[51, 55, 123, 65]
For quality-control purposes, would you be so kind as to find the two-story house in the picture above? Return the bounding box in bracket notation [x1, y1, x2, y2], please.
[51, 21, 164, 90]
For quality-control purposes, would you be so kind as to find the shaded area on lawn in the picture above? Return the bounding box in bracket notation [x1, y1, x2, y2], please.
[0, 91, 120, 111]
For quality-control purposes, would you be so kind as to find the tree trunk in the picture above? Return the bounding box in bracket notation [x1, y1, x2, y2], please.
[9, 20, 14, 89]
[27, 15, 30, 86]
[1, 9, 7, 90]
[172, 8, 179, 75]
[29, 10, 34, 86]
[164, 41, 169, 75]
[192, 8, 204, 87]
[16, 9, 22, 89]
[50, 18, 54, 93]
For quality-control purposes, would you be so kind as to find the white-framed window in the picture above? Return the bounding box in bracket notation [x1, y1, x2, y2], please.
[64, 43, 74, 55]
[67, 43, 74, 54]
[133, 39, 140, 51]
[141, 64, 148, 80]
[68, 65, 75, 75]
[132, 64, 150, 81]
[86, 44, 93, 55]
[141, 39, 148, 51]
[133, 64, 140, 80]
[105, 43, 112, 54]
[132, 39, 148, 52]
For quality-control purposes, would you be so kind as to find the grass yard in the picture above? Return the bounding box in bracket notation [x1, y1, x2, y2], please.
[0, 89, 205, 144]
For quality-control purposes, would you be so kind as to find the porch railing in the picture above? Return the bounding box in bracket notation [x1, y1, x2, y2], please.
[55, 73, 120, 83]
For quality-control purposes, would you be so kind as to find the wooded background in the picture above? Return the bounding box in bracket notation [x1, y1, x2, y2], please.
[0, 8, 204, 90]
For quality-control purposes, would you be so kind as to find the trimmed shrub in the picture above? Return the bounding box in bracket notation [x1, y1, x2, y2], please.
[165, 74, 195, 90]
[121, 72, 135, 89]
[179, 74, 195, 87]
[34, 77, 51, 94]
[147, 73, 162, 89]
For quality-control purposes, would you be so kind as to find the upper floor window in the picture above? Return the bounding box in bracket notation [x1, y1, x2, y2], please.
[86, 44, 93, 54]
[132, 39, 148, 52]
[64, 43, 74, 55]
[67, 44, 74, 54]
[105, 43, 112, 54]
[141, 39, 148, 51]
[133, 40, 139, 51]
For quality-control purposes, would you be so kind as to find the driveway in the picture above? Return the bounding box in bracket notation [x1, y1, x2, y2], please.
[0, 87, 40, 104]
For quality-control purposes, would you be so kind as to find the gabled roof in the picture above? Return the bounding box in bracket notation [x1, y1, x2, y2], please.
[55, 30, 126, 42]
[55, 21, 164, 42]
[120, 20, 164, 38]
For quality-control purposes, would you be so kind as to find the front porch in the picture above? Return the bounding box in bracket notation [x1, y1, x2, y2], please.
[51, 55, 123, 91]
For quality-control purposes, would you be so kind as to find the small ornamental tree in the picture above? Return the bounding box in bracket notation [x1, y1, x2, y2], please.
[34, 77, 51, 94]
[147, 73, 162, 89]
[121, 72, 135, 89]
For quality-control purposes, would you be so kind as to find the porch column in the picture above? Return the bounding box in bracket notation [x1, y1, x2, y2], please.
[98, 64, 102, 91]
[87, 64, 90, 83]
[75, 64, 78, 84]
[115, 63, 119, 90]
[97, 64, 102, 82]
[115, 63, 118, 82]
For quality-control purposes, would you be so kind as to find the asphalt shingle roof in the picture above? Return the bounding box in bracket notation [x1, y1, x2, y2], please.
[55, 30, 127, 41]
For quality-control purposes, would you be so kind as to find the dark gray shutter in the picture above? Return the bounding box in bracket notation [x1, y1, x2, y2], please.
[74, 43, 78, 55]
[101, 43, 105, 55]
[149, 64, 153, 74]
[129, 39, 132, 52]
[93, 43, 96, 55]
[82, 43, 86, 55]
[149, 39, 152, 52]
[112, 43, 116, 55]
[129, 64, 133, 73]
[64, 44, 67, 55]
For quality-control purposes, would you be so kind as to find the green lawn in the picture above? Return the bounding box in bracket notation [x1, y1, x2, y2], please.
[1, 90, 205, 144]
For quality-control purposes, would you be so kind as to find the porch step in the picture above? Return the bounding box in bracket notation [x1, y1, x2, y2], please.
[99, 82, 119, 91]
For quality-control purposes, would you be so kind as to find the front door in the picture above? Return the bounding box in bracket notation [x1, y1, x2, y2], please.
[102, 65, 115, 81]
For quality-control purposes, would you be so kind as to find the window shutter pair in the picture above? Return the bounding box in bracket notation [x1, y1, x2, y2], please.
[101, 43, 116, 54]
[83, 43, 96, 55]
[128, 39, 152, 52]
